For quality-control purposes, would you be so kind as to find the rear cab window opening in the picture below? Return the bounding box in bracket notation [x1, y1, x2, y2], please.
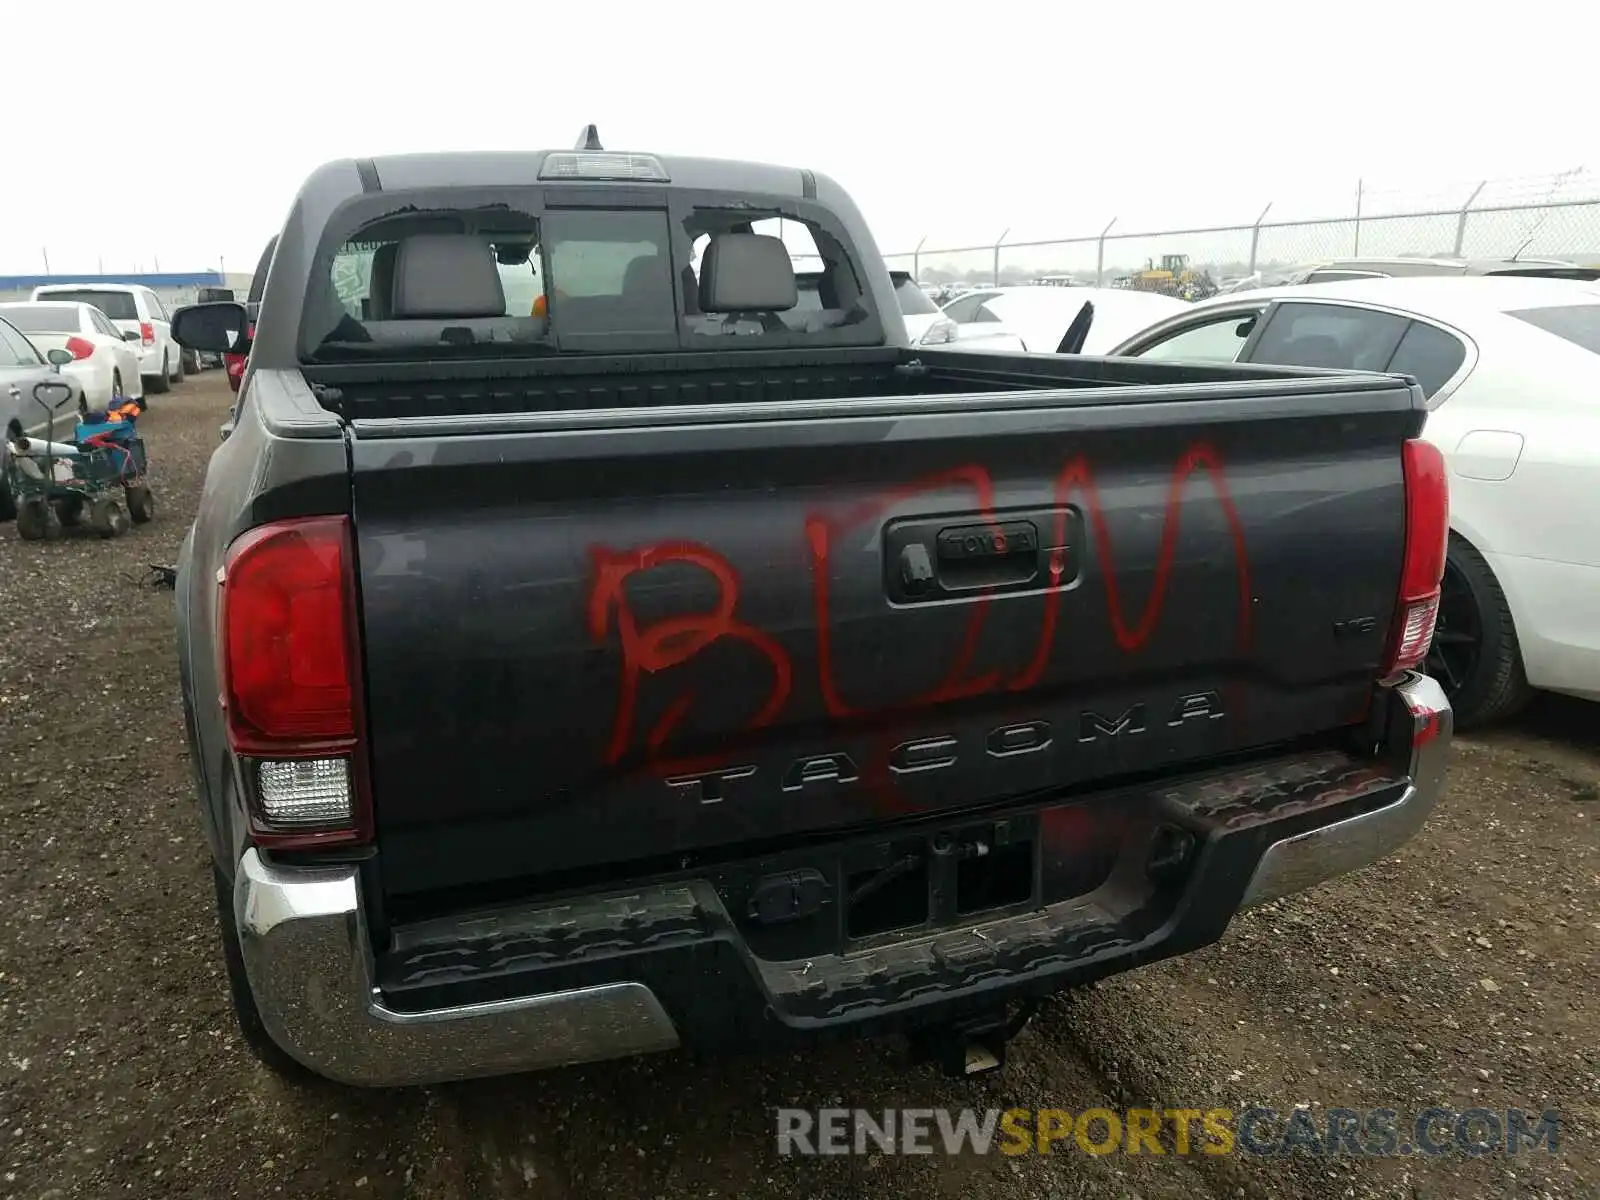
[302, 185, 885, 363]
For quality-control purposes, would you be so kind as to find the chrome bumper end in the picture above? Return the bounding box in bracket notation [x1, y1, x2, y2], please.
[1240, 672, 1452, 909]
[232, 851, 681, 1087]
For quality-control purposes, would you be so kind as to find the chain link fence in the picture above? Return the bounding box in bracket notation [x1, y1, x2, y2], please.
[888, 176, 1600, 289]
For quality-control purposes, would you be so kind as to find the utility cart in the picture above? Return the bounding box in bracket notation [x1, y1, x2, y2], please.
[5, 378, 153, 540]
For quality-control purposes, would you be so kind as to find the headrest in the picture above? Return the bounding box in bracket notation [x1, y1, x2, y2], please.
[621, 253, 662, 295]
[366, 243, 400, 320]
[390, 234, 506, 319]
[697, 233, 797, 314]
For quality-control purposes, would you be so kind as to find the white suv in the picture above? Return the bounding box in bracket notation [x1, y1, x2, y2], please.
[29, 283, 185, 395]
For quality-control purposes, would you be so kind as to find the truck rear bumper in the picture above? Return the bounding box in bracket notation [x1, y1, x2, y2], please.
[233, 673, 1450, 1087]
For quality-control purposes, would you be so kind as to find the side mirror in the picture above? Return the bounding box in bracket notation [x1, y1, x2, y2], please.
[1234, 318, 1257, 338]
[171, 301, 250, 354]
[122, 330, 143, 342]
[46, 347, 73, 367]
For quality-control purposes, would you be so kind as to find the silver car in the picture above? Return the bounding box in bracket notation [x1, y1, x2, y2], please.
[0, 313, 83, 519]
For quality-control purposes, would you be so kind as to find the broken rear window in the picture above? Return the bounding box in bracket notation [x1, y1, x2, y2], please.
[304, 192, 885, 361]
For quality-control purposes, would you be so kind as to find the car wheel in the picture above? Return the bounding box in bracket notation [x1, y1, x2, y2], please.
[171, 352, 185, 383]
[1425, 534, 1533, 730]
[111, 370, 124, 404]
[210, 863, 316, 1081]
[146, 353, 171, 395]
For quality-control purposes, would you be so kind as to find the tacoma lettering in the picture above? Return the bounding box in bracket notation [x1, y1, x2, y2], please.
[1167, 691, 1225, 726]
[672, 696, 1227, 799]
[1078, 705, 1146, 743]
[666, 765, 757, 805]
[782, 753, 860, 792]
[889, 736, 959, 774]
[986, 721, 1052, 757]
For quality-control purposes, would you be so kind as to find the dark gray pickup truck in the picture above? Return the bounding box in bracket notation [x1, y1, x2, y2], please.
[170, 130, 1453, 1087]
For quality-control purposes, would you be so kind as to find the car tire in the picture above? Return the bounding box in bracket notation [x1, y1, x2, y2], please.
[172, 352, 185, 384]
[211, 863, 317, 1082]
[146, 353, 171, 395]
[1427, 533, 1534, 730]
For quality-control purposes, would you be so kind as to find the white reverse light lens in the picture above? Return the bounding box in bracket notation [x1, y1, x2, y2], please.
[257, 757, 352, 827]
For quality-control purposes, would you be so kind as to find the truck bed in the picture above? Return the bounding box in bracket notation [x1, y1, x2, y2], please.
[307, 349, 1422, 918]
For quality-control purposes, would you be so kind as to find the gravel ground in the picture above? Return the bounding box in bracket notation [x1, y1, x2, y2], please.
[1, 373, 1595, 1200]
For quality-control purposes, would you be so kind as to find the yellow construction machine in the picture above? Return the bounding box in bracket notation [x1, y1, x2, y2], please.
[1130, 254, 1217, 301]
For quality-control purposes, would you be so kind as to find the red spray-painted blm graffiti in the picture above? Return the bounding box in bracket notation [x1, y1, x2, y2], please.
[586, 541, 793, 768]
[587, 440, 1253, 768]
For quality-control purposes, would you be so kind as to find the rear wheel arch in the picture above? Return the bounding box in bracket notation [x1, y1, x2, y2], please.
[1446, 510, 1528, 641]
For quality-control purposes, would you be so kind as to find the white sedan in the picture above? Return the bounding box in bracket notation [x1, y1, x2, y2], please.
[0, 301, 147, 409]
[1105, 275, 1600, 728]
[939, 285, 1192, 354]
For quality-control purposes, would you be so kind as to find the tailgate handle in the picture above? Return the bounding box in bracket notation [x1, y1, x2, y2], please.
[884, 508, 1079, 605]
[934, 520, 1040, 590]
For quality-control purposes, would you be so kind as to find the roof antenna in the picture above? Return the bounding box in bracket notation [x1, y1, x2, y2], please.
[575, 124, 603, 151]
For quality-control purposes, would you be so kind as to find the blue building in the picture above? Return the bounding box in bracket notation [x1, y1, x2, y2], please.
[0, 270, 251, 309]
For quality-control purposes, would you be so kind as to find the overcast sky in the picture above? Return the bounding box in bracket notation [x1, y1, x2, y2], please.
[1, 0, 1589, 275]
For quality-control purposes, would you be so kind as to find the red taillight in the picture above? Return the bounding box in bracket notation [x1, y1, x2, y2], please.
[220, 516, 369, 848]
[1380, 439, 1449, 677]
[139, 321, 155, 346]
[64, 336, 95, 361]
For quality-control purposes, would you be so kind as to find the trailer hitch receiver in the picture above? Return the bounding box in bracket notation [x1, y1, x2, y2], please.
[910, 1000, 1040, 1078]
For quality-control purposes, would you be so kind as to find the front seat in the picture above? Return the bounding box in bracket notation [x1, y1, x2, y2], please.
[389, 234, 507, 320]
[696, 232, 797, 334]
[615, 253, 672, 327]
[379, 233, 518, 346]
